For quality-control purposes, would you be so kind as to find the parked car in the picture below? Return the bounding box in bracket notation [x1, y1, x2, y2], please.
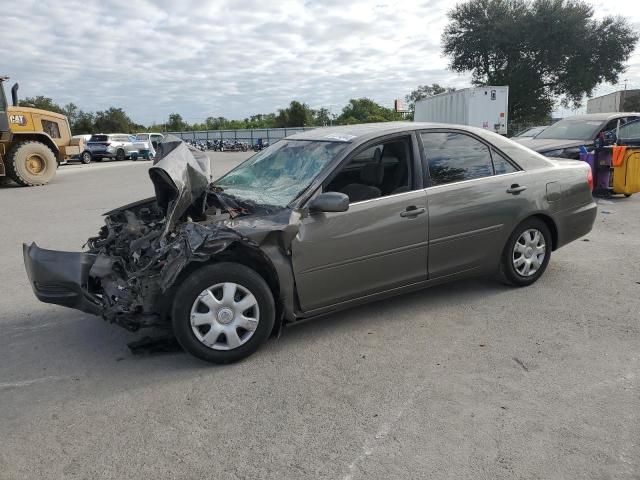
[129, 135, 154, 160]
[513, 125, 548, 138]
[81, 134, 140, 163]
[135, 132, 164, 150]
[24, 123, 596, 364]
[514, 113, 640, 158]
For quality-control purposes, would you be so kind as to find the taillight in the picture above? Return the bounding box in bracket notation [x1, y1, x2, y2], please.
[586, 168, 593, 191]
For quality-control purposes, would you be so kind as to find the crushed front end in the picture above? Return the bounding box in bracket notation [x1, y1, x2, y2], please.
[23, 136, 275, 332]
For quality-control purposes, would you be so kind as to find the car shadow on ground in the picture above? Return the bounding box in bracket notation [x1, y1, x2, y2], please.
[3, 275, 513, 376]
[278, 276, 511, 343]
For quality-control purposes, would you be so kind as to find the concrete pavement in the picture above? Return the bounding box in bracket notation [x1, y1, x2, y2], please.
[1, 152, 638, 479]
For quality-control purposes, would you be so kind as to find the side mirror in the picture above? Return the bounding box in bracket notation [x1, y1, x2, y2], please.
[308, 192, 349, 213]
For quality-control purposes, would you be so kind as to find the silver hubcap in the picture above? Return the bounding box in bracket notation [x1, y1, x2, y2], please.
[190, 282, 259, 351]
[513, 229, 546, 277]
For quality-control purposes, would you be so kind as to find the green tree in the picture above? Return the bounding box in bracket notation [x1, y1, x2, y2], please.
[71, 111, 95, 134]
[312, 107, 332, 126]
[166, 113, 187, 132]
[18, 96, 65, 114]
[275, 101, 314, 127]
[337, 98, 401, 124]
[442, 0, 638, 123]
[405, 84, 454, 118]
[93, 107, 135, 133]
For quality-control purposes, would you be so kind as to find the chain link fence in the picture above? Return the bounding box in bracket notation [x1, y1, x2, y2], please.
[164, 126, 318, 144]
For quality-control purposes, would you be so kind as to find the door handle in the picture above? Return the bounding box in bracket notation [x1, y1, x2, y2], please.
[400, 206, 426, 217]
[506, 184, 527, 194]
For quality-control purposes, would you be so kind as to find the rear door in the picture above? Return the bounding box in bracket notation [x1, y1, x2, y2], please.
[420, 130, 528, 279]
[291, 133, 429, 312]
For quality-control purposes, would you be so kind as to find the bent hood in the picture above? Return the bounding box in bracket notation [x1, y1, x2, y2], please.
[148, 135, 212, 230]
[513, 138, 589, 153]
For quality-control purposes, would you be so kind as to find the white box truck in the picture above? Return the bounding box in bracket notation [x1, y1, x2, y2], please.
[414, 86, 509, 135]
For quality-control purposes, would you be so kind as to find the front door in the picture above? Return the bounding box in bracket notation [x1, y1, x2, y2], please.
[292, 134, 428, 312]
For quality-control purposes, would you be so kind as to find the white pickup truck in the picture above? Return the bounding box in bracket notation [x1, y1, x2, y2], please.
[135, 132, 165, 159]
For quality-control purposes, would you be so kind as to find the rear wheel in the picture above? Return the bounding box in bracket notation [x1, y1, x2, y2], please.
[6, 141, 57, 186]
[115, 149, 125, 161]
[80, 150, 92, 164]
[499, 218, 552, 286]
[172, 263, 275, 364]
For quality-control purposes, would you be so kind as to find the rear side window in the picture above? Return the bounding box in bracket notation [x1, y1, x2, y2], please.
[421, 132, 493, 186]
[492, 149, 518, 174]
[42, 120, 61, 138]
[89, 135, 108, 142]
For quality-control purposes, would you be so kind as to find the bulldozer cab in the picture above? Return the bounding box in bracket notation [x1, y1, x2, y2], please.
[0, 76, 10, 135]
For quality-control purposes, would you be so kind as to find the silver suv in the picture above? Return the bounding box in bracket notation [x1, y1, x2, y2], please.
[82, 134, 139, 163]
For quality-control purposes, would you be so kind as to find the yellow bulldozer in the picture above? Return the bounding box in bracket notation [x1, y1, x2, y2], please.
[0, 76, 81, 186]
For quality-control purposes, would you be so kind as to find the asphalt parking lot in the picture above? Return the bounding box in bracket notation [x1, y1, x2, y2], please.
[1, 152, 639, 479]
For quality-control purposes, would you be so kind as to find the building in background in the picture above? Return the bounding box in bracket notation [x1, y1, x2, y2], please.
[587, 90, 640, 114]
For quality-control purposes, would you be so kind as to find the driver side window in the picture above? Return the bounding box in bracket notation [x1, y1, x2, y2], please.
[324, 136, 414, 203]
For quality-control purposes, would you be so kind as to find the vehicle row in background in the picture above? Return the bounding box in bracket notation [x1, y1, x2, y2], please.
[79, 132, 164, 164]
[513, 112, 640, 159]
[514, 112, 640, 198]
[185, 138, 250, 152]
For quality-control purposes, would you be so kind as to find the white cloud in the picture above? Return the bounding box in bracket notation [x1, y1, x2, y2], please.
[1, 0, 638, 124]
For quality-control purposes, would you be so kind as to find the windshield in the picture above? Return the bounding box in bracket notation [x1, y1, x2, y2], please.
[618, 119, 640, 141]
[214, 140, 348, 207]
[516, 126, 545, 137]
[535, 118, 604, 141]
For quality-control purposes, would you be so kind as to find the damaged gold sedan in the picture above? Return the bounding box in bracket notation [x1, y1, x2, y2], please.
[24, 124, 597, 363]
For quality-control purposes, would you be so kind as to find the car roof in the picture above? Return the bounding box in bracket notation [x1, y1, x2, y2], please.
[287, 121, 489, 143]
[559, 112, 640, 121]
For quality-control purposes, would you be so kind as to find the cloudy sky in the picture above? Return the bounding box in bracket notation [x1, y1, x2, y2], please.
[3, 0, 639, 124]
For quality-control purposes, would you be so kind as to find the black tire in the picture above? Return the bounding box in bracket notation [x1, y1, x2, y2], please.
[498, 218, 552, 287]
[624, 193, 632, 198]
[172, 262, 275, 364]
[115, 149, 125, 161]
[6, 141, 57, 186]
[80, 150, 92, 164]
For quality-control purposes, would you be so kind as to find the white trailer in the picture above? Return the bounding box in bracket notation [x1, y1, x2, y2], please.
[414, 86, 509, 135]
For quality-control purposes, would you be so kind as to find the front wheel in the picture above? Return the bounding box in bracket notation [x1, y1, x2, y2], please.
[80, 150, 92, 164]
[498, 218, 552, 286]
[172, 262, 275, 364]
[115, 149, 125, 161]
[6, 141, 57, 186]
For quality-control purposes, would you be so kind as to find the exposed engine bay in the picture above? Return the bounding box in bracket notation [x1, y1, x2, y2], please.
[24, 136, 299, 333]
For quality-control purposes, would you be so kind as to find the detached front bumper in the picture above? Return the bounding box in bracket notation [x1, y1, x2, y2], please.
[23, 243, 103, 316]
